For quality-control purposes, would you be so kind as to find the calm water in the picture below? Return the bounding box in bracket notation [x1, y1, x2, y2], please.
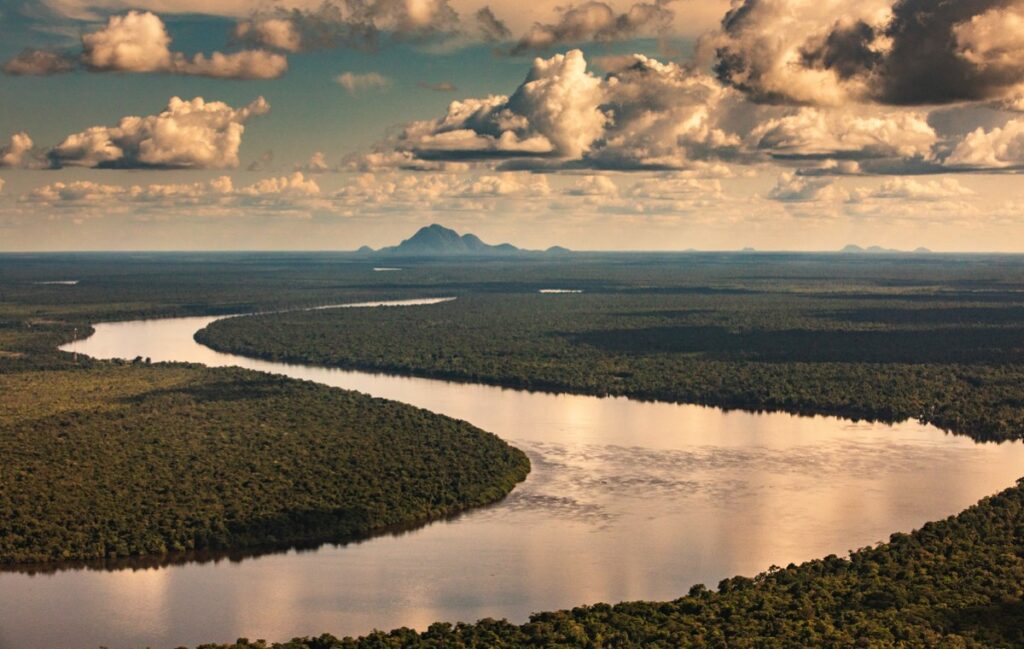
[2, 300, 1022, 648]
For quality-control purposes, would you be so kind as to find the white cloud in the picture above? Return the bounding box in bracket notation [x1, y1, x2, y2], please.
[954, 5, 1024, 77]
[360, 51, 603, 163]
[751, 108, 937, 160]
[24, 172, 320, 208]
[239, 172, 321, 196]
[768, 172, 848, 202]
[946, 119, 1024, 169]
[505, 50, 607, 157]
[0, 133, 34, 168]
[566, 174, 619, 196]
[459, 172, 551, 197]
[587, 54, 745, 169]
[81, 11, 287, 79]
[81, 10, 172, 71]
[354, 49, 747, 171]
[625, 175, 724, 200]
[173, 50, 289, 79]
[26, 180, 127, 203]
[851, 177, 975, 201]
[48, 96, 270, 169]
[336, 71, 392, 93]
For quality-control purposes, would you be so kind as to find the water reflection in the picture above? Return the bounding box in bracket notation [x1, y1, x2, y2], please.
[0, 305, 1020, 649]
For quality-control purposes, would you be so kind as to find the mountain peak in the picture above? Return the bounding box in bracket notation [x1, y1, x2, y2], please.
[382, 224, 520, 256]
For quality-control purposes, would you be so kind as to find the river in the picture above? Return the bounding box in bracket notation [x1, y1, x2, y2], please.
[1, 299, 1022, 649]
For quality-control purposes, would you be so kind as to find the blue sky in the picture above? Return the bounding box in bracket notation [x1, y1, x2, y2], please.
[1, 0, 1024, 252]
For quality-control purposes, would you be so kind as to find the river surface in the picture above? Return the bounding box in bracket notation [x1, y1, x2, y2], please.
[2, 299, 1023, 649]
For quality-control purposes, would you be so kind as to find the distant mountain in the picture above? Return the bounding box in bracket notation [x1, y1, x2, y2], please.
[376, 225, 516, 256]
[355, 245, 375, 254]
[841, 244, 930, 254]
[372, 224, 569, 257]
[546, 245, 572, 254]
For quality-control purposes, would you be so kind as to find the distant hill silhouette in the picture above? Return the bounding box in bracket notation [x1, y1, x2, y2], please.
[841, 244, 931, 254]
[367, 224, 569, 256]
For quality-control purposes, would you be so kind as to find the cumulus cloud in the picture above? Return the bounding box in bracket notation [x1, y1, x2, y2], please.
[238, 171, 321, 196]
[626, 175, 725, 199]
[3, 49, 76, 76]
[458, 172, 551, 197]
[346, 44, 1024, 176]
[358, 50, 606, 165]
[77, 11, 287, 79]
[332, 171, 550, 215]
[566, 174, 619, 196]
[585, 54, 747, 170]
[0, 133, 34, 168]
[768, 172, 848, 202]
[945, 118, 1024, 169]
[750, 107, 937, 160]
[506, 50, 607, 157]
[851, 177, 975, 201]
[705, 0, 1024, 106]
[24, 172, 319, 208]
[509, 1, 675, 55]
[352, 49, 752, 171]
[234, 0, 460, 53]
[26, 180, 130, 203]
[336, 71, 392, 93]
[47, 96, 270, 169]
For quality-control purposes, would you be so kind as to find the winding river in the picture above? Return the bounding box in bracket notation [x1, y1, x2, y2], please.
[2, 298, 1023, 649]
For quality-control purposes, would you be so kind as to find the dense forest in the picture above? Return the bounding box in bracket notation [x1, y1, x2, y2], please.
[0, 364, 528, 564]
[4, 252, 1024, 645]
[0, 255, 535, 565]
[198, 288, 1024, 442]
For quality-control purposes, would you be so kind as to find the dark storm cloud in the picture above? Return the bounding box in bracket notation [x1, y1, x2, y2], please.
[875, 0, 1020, 104]
[712, 0, 1024, 106]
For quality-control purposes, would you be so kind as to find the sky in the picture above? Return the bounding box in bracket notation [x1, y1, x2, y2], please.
[1, 0, 1024, 252]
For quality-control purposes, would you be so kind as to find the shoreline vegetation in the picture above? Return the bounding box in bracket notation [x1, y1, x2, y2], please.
[197, 292, 1024, 443]
[2, 253, 1024, 646]
[0, 363, 529, 565]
